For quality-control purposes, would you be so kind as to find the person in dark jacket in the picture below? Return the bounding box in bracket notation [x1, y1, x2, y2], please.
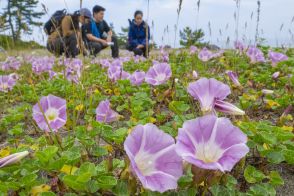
[127, 10, 150, 57]
[82, 5, 119, 58]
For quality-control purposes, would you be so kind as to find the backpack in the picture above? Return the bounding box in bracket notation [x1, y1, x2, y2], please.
[44, 9, 67, 35]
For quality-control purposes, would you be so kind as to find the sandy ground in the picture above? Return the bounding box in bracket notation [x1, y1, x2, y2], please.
[274, 164, 294, 196]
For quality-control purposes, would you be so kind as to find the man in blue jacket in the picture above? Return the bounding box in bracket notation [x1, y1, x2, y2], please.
[127, 10, 150, 57]
[82, 5, 119, 58]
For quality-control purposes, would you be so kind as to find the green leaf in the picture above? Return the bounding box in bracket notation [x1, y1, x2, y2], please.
[269, 171, 284, 186]
[62, 175, 85, 191]
[169, 101, 190, 113]
[247, 183, 276, 196]
[21, 173, 38, 186]
[92, 147, 108, 157]
[282, 149, 294, 164]
[244, 165, 266, 183]
[35, 146, 58, 164]
[97, 175, 117, 189]
[178, 174, 193, 188]
[259, 131, 277, 144]
[266, 151, 285, 164]
[86, 180, 100, 193]
[112, 180, 129, 196]
[210, 185, 235, 196]
[39, 192, 56, 196]
[78, 162, 97, 177]
[76, 172, 92, 183]
[102, 128, 128, 144]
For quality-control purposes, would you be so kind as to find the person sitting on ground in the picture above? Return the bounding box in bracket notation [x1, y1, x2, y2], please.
[127, 10, 150, 57]
[47, 10, 86, 58]
[80, 8, 92, 48]
[82, 5, 119, 58]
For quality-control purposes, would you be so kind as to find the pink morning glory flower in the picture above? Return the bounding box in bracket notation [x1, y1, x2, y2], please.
[198, 48, 213, 62]
[190, 45, 199, 54]
[100, 59, 111, 68]
[226, 70, 241, 87]
[145, 63, 172, 86]
[96, 100, 119, 123]
[111, 59, 123, 68]
[188, 78, 245, 115]
[107, 66, 121, 82]
[124, 123, 183, 193]
[160, 47, 169, 63]
[262, 89, 274, 95]
[33, 95, 67, 132]
[192, 70, 198, 79]
[234, 40, 246, 54]
[107, 66, 130, 82]
[0, 74, 17, 92]
[1, 57, 21, 71]
[66, 58, 83, 84]
[268, 51, 288, 66]
[130, 71, 146, 86]
[0, 151, 29, 168]
[31, 56, 55, 75]
[211, 50, 225, 58]
[246, 46, 265, 64]
[272, 71, 280, 79]
[176, 115, 249, 172]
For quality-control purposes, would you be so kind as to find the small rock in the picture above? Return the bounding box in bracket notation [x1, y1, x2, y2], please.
[0, 46, 6, 53]
[207, 44, 220, 50]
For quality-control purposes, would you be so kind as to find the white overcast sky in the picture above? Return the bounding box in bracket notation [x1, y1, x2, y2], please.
[1, 0, 294, 48]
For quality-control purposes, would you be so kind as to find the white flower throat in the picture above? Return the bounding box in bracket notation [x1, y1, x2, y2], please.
[155, 73, 166, 82]
[45, 108, 59, 122]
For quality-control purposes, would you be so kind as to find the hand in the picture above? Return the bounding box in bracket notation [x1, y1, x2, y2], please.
[106, 36, 112, 42]
[137, 44, 144, 49]
[83, 49, 90, 56]
[100, 40, 108, 46]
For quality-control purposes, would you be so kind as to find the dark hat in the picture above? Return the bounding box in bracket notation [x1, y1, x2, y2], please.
[80, 8, 92, 18]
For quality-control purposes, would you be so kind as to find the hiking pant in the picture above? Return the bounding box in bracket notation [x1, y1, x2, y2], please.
[127, 45, 148, 57]
[64, 34, 80, 58]
[47, 34, 79, 58]
[87, 36, 119, 58]
[47, 37, 64, 56]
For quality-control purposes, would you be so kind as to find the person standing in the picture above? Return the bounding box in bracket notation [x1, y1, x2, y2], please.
[82, 5, 119, 58]
[127, 10, 150, 57]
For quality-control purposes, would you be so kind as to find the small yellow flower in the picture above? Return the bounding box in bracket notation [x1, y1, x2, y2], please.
[128, 128, 133, 135]
[94, 89, 100, 94]
[281, 126, 293, 132]
[104, 145, 113, 153]
[75, 104, 84, 111]
[105, 89, 113, 95]
[114, 88, 120, 96]
[263, 143, 270, 150]
[60, 165, 78, 175]
[130, 117, 138, 123]
[31, 184, 51, 196]
[0, 147, 10, 158]
[265, 100, 280, 109]
[149, 117, 156, 123]
[243, 93, 257, 101]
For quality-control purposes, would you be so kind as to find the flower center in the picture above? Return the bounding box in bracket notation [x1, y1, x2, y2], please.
[134, 151, 155, 176]
[2, 83, 8, 90]
[155, 73, 166, 82]
[195, 142, 224, 163]
[45, 108, 59, 122]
